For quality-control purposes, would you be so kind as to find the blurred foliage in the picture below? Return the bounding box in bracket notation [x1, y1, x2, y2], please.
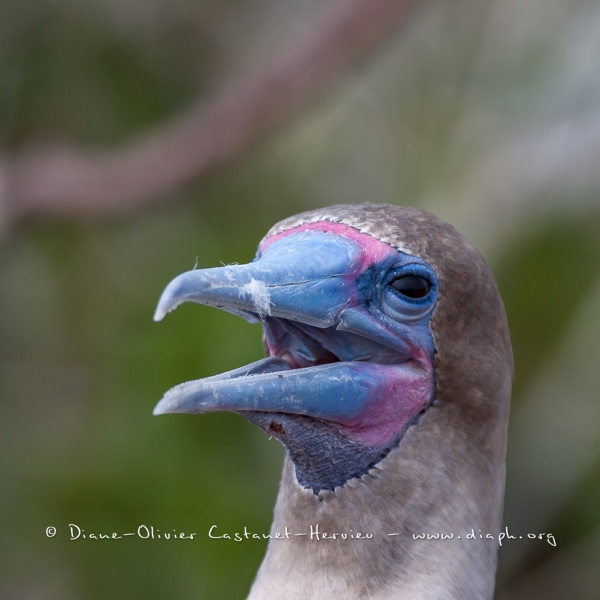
[2, 0, 600, 599]
[495, 214, 600, 398]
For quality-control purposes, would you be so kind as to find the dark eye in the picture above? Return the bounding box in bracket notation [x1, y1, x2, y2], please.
[390, 275, 431, 299]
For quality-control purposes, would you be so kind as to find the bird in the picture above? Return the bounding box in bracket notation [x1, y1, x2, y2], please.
[153, 204, 513, 600]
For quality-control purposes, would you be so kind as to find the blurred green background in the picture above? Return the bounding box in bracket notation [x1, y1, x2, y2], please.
[2, 0, 600, 598]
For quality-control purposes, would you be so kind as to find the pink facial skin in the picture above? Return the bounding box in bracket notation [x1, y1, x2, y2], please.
[260, 221, 399, 270]
[260, 221, 435, 448]
[342, 350, 434, 447]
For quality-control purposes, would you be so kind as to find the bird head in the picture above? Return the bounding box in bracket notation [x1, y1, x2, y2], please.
[153, 204, 512, 496]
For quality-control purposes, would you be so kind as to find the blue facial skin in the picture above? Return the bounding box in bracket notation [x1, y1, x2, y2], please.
[153, 232, 439, 494]
[338, 256, 437, 361]
[251, 254, 438, 493]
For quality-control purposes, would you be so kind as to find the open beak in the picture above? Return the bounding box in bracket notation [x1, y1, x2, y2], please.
[153, 231, 427, 439]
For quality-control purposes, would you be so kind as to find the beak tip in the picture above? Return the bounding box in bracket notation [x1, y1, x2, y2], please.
[153, 386, 201, 416]
[154, 272, 192, 322]
[153, 399, 171, 416]
[154, 292, 184, 322]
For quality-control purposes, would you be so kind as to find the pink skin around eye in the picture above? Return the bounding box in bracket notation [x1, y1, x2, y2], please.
[260, 221, 434, 448]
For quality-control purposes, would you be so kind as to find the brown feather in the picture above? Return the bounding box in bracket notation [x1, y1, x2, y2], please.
[248, 205, 512, 600]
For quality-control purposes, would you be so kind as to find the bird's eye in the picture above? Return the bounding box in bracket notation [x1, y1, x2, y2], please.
[381, 264, 437, 322]
[390, 275, 431, 299]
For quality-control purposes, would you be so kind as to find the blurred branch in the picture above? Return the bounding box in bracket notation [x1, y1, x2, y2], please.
[0, 0, 420, 232]
[428, 109, 600, 256]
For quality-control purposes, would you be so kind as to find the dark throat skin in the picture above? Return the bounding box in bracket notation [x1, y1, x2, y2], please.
[242, 412, 395, 494]
[247, 396, 509, 600]
[242, 409, 428, 495]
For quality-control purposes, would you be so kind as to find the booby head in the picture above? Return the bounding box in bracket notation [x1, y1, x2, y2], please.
[153, 204, 512, 497]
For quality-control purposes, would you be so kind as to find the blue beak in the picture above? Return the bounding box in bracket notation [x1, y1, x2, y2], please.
[154, 231, 358, 327]
[153, 230, 431, 443]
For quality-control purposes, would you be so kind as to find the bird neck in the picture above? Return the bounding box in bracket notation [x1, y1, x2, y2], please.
[247, 406, 506, 600]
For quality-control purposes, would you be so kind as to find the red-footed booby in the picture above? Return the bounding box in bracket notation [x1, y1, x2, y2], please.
[153, 204, 512, 599]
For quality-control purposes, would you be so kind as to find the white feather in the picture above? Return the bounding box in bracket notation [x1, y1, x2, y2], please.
[240, 278, 272, 317]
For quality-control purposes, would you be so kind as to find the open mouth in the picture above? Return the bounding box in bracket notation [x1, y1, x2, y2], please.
[153, 315, 405, 424]
[152, 225, 438, 491]
[153, 226, 436, 449]
[263, 318, 340, 369]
